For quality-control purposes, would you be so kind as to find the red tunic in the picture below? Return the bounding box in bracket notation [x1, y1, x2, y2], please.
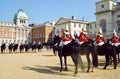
[61, 32, 73, 42]
[78, 31, 89, 42]
[111, 35, 119, 43]
[96, 34, 105, 44]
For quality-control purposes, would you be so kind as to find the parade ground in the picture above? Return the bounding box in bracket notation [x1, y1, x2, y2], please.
[0, 50, 120, 79]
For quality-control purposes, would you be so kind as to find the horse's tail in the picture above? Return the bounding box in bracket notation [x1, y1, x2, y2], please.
[91, 47, 98, 67]
[78, 54, 85, 72]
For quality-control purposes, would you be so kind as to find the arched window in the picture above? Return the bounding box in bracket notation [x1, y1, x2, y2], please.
[99, 19, 106, 33]
[116, 20, 120, 33]
[118, 24, 120, 33]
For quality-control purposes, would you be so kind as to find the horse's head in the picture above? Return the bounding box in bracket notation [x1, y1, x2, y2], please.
[88, 39, 94, 45]
[104, 39, 112, 50]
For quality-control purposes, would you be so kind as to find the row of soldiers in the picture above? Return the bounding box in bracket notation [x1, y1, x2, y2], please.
[55, 27, 120, 47]
[0, 41, 43, 53]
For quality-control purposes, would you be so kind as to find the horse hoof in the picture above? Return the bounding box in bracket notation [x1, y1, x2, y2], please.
[103, 67, 106, 69]
[74, 71, 78, 75]
[114, 67, 116, 69]
[64, 68, 68, 71]
[74, 74, 77, 77]
[60, 70, 62, 72]
[91, 70, 94, 72]
[86, 70, 89, 73]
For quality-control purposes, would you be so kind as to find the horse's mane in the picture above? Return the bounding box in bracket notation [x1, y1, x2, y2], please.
[61, 39, 80, 56]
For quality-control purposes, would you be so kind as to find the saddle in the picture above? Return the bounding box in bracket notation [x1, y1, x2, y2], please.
[97, 45, 105, 55]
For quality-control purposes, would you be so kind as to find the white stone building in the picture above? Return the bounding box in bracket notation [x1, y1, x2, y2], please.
[88, 0, 120, 39]
[54, 16, 88, 38]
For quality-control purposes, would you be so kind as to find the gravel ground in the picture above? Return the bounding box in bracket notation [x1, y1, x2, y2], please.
[0, 50, 120, 79]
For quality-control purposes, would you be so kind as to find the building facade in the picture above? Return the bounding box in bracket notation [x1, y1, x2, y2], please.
[87, 22, 96, 38]
[54, 16, 88, 38]
[0, 9, 31, 45]
[88, 0, 120, 38]
[32, 21, 54, 44]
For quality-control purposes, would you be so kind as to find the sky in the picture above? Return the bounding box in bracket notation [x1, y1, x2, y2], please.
[0, 0, 120, 24]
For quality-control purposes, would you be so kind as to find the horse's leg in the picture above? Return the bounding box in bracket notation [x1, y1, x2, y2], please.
[58, 53, 63, 72]
[3, 49, 5, 53]
[53, 48, 56, 55]
[71, 53, 79, 75]
[10, 49, 12, 53]
[113, 52, 117, 69]
[20, 49, 21, 53]
[103, 54, 109, 69]
[38, 48, 39, 52]
[9, 49, 11, 53]
[27, 48, 28, 52]
[112, 46, 117, 69]
[109, 55, 112, 65]
[25, 48, 27, 52]
[86, 54, 90, 72]
[117, 53, 119, 64]
[1, 49, 3, 54]
[13, 49, 15, 53]
[64, 56, 67, 71]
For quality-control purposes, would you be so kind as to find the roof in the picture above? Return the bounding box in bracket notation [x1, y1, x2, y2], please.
[55, 17, 88, 25]
[14, 9, 28, 18]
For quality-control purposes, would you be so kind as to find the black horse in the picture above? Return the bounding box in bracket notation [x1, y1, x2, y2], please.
[24, 44, 31, 52]
[13, 44, 18, 53]
[8, 43, 13, 53]
[52, 35, 61, 56]
[32, 43, 37, 52]
[57, 40, 82, 75]
[20, 44, 25, 53]
[37, 43, 43, 52]
[52, 44, 58, 56]
[1, 43, 6, 53]
[77, 39, 98, 72]
[54, 38, 97, 75]
[95, 39, 117, 69]
[113, 44, 120, 64]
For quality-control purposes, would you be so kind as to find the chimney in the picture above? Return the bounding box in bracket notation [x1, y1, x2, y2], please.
[72, 16, 76, 20]
[82, 17, 85, 21]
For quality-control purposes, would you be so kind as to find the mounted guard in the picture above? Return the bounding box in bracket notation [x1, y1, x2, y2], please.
[111, 29, 120, 47]
[59, 30, 73, 47]
[95, 27, 105, 46]
[78, 26, 89, 45]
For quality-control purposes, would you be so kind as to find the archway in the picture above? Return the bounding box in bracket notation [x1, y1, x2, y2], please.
[99, 19, 106, 34]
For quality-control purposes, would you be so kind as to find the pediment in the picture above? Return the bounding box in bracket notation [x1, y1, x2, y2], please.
[55, 17, 70, 25]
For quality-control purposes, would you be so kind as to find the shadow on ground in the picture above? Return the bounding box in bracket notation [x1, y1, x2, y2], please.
[22, 65, 77, 76]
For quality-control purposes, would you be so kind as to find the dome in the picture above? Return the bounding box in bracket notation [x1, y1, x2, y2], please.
[14, 9, 28, 18]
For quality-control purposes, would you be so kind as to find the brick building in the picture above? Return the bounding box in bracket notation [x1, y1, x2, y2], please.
[0, 9, 31, 45]
[32, 21, 55, 44]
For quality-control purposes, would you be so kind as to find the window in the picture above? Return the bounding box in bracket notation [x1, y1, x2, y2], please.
[101, 4, 104, 8]
[117, 24, 120, 32]
[79, 24, 81, 28]
[2, 32, 4, 37]
[74, 23, 76, 27]
[90, 26, 92, 29]
[99, 19, 106, 33]
[6, 32, 8, 37]
[117, 15, 120, 18]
